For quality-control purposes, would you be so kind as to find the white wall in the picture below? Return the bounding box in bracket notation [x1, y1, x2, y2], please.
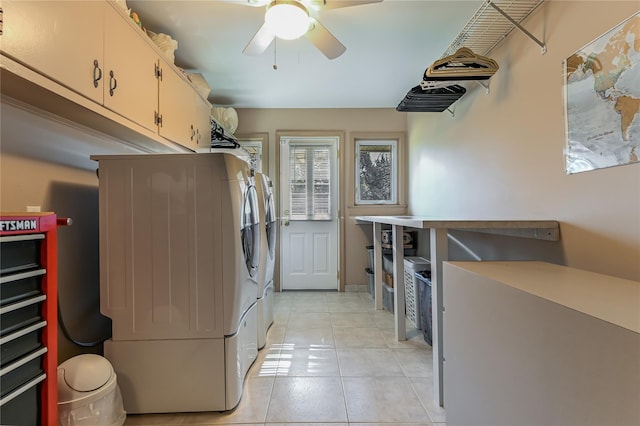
[408, 1, 640, 281]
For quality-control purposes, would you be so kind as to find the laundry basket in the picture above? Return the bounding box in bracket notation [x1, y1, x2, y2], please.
[58, 354, 126, 426]
[403, 257, 430, 329]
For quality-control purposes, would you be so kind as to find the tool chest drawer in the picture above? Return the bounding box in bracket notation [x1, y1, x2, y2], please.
[1, 321, 47, 367]
[0, 234, 44, 275]
[1, 347, 47, 400]
[0, 373, 44, 426]
[1, 269, 46, 306]
[1, 295, 46, 336]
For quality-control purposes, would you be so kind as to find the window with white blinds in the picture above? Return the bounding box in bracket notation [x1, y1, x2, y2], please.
[289, 145, 332, 220]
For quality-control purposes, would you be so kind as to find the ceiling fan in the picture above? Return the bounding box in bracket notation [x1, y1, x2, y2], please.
[240, 0, 382, 60]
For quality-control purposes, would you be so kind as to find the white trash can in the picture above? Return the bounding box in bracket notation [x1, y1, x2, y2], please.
[57, 354, 126, 426]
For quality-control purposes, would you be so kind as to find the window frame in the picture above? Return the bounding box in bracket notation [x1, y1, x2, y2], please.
[355, 139, 399, 205]
[237, 133, 269, 173]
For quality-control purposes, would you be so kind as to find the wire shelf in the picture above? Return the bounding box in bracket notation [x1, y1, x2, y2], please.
[442, 0, 545, 57]
[398, 0, 545, 112]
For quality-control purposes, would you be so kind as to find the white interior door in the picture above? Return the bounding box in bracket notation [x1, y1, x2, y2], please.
[280, 137, 339, 290]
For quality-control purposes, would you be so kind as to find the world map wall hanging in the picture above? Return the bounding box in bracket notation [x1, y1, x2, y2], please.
[564, 12, 639, 174]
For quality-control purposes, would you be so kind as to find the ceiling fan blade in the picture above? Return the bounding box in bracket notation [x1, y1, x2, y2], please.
[306, 0, 382, 11]
[230, 0, 270, 7]
[305, 18, 346, 59]
[243, 23, 275, 55]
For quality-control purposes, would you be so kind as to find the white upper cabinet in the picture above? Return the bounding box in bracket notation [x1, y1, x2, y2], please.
[195, 94, 212, 150]
[1, 0, 212, 152]
[158, 60, 198, 150]
[157, 59, 213, 150]
[103, 4, 159, 133]
[1, 0, 105, 104]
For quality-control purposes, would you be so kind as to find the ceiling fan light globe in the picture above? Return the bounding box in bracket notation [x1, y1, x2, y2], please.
[265, 1, 309, 40]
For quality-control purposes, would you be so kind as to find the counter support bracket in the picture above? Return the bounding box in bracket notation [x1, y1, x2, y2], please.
[464, 227, 560, 241]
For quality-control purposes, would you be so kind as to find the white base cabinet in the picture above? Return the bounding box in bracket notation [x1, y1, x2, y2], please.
[443, 261, 640, 426]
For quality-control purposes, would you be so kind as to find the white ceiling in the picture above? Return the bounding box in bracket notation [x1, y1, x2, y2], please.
[127, 0, 483, 109]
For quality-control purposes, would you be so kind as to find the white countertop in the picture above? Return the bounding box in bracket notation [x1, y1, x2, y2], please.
[355, 215, 559, 229]
[446, 261, 640, 333]
[354, 215, 560, 241]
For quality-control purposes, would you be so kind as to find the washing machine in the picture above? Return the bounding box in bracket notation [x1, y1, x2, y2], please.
[255, 172, 276, 349]
[91, 152, 259, 413]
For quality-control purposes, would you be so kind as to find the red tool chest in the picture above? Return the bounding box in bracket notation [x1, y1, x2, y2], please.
[1, 213, 59, 425]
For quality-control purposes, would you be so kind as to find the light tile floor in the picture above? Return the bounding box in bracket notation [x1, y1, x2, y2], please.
[124, 290, 446, 425]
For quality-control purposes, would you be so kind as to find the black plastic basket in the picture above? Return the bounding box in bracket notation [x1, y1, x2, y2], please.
[415, 271, 432, 345]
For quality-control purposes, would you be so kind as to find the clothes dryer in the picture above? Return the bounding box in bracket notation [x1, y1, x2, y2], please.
[92, 152, 259, 413]
[255, 172, 276, 349]
[224, 159, 261, 337]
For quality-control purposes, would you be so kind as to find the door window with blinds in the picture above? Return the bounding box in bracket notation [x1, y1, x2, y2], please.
[288, 145, 332, 220]
[356, 140, 398, 205]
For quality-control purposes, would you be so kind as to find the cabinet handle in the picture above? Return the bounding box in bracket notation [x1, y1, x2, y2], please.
[191, 124, 195, 141]
[109, 70, 118, 96]
[93, 60, 102, 88]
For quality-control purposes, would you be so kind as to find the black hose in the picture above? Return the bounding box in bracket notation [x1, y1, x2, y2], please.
[57, 297, 111, 347]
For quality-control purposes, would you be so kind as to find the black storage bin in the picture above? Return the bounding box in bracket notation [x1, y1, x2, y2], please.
[416, 271, 432, 345]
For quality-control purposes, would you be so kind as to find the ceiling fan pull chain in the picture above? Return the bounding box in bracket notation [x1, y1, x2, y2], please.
[273, 38, 278, 70]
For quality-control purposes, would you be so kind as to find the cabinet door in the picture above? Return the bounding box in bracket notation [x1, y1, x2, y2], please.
[1, 0, 105, 104]
[103, 5, 158, 133]
[158, 63, 197, 150]
[195, 95, 212, 150]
